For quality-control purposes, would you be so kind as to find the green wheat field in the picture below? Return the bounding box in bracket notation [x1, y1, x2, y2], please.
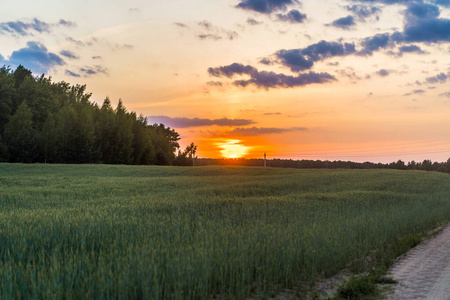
[1, 164, 449, 299]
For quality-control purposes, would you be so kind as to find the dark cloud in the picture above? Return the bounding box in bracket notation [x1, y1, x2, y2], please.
[345, 5, 381, 21]
[209, 62, 335, 89]
[208, 63, 257, 77]
[236, 0, 299, 14]
[6, 41, 65, 74]
[350, 2, 449, 52]
[398, 44, 425, 54]
[247, 18, 262, 25]
[439, 92, 450, 98]
[275, 49, 313, 72]
[401, 18, 450, 43]
[65, 70, 81, 77]
[393, 2, 450, 43]
[146, 116, 255, 128]
[226, 126, 307, 136]
[330, 15, 356, 29]
[92, 56, 102, 59]
[60, 50, 79, 59]
[359, 33, 393, 55]
[232, 71, 335, 89]
[276, 40, 356, 72]
[376, 69, 391, 76]
[404, 2, 440, 19]
[425, 72, 448, 84]
[276, 9, 307, 23]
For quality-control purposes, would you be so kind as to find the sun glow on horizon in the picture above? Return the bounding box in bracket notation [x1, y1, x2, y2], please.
[217, 140, 251, 159]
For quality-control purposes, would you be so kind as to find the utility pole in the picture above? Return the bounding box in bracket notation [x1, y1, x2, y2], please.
[264, 152, 266, 167]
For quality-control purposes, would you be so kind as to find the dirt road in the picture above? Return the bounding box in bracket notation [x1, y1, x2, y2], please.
[385, 223, 450, 300]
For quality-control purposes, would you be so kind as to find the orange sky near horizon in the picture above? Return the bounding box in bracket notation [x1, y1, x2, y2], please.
[1, 0, 450, 163]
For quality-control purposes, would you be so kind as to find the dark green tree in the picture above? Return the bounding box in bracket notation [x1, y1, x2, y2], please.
[3, 102, 37, 162]
[113, 99, 134, 164]
[40, 113, 58, 163]
[96, 97, 117, 164]
[132, 115, 156, 164]
[0, 67, 16, 133]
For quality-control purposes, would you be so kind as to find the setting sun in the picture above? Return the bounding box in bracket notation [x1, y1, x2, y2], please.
[217, 140, 251, 159]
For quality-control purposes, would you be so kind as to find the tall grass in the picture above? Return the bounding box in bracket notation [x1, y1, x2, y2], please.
[0, 164, 449, 298]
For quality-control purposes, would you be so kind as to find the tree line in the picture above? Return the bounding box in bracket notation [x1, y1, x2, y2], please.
[196, 158, 450, 174]
[0, 65, 195, 165]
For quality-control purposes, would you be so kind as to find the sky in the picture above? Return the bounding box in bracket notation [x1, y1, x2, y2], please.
[1, 0, 450, 162]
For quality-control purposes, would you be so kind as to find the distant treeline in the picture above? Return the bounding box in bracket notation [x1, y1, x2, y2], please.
[0, 65, 196, 165]
[196, 158, 450, 174]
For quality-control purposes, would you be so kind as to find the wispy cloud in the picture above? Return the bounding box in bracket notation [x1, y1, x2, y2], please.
[247, 18, 262, 25]
[425, 72, 449, 84]
[231, 126, 307, 136]
[345, 5, 381, 21]
[197, 20, 238, 41]
[198, 34, 222, 41]
[66, 37, 97, 47]
[146, 116, 255, 128]
[174, 22, 189, 28]
[223, 126, 307, 137]
[65, 65, 109, 77]
[65, 70, 81, 77]
[264, 112, 282, 115]
[206, 81, 223, 87]
[0, 18, 75, 37]
[60, 50, 79, 60]
[403, 89, 426, 96]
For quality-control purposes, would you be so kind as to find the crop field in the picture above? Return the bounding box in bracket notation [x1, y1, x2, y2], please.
[0, 164, 449, 299]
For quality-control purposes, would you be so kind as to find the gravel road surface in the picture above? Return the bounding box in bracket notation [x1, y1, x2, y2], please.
[386, 223, 450, 300]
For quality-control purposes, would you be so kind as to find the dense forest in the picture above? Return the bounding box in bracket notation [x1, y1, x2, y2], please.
[197, 157, 450, 174]
[0, 65, 196, 165]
